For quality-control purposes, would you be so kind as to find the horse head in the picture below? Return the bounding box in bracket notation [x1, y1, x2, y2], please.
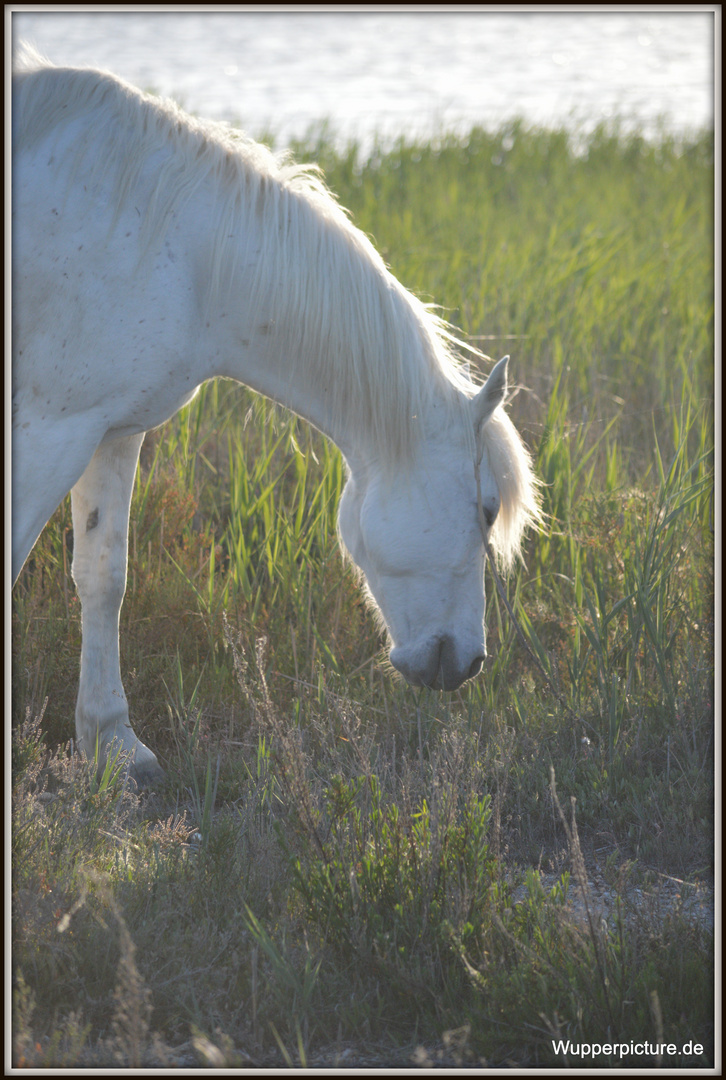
[338, 356, 509, 691]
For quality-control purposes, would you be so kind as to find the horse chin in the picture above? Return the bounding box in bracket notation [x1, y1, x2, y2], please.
[390, 634, 485, 692]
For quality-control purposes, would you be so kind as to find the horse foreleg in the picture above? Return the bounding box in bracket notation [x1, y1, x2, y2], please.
[71, 433, 164, 786]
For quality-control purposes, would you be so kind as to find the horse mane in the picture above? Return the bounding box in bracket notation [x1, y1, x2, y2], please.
[13, 44, 540, 570]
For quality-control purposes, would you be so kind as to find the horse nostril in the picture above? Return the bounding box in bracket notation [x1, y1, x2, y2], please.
[467, 655, 485, 680]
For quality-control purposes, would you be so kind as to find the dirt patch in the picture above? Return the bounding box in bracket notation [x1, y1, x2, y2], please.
[512, 869, 714, 934]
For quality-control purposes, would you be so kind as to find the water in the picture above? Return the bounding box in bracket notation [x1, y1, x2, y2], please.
[11, 10, 714, 151]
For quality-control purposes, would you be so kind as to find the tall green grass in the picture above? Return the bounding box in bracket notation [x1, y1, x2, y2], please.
[12, 120, 714, 1067]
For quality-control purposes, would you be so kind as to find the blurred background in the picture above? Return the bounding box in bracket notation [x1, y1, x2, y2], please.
[11, 9, 714, 149]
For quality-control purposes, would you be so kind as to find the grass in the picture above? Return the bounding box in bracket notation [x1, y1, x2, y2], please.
[11, 118, 714, 1068]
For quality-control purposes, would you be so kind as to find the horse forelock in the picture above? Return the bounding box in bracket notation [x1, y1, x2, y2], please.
[480, 410, 543, 573]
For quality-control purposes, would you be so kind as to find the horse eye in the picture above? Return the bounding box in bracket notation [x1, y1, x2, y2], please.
[474, 500, 497, 529]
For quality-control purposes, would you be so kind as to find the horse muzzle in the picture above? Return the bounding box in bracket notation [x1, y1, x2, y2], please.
[390, 633, 485, 692]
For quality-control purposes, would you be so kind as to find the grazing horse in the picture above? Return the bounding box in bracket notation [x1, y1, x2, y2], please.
[12, 47, 541, 784]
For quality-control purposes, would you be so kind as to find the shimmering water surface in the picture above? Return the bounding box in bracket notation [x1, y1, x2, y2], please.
[11, 10, 714, 149]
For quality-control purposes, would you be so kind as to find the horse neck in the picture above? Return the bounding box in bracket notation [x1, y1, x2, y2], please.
[204, 198, 455, 469]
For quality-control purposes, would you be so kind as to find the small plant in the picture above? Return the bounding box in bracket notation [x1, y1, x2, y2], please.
[278, 761, 501, 1023]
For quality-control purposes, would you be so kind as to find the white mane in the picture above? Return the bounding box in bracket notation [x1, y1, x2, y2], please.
[13, 44, 540, 570]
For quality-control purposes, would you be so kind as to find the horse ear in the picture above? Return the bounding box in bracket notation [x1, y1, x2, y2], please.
[471, 355, 508, 435]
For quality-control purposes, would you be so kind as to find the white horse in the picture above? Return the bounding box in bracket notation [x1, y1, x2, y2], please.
[12, 47, 541, 784]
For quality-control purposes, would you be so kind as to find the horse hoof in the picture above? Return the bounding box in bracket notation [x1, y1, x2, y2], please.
[128, 757, 165, 790]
